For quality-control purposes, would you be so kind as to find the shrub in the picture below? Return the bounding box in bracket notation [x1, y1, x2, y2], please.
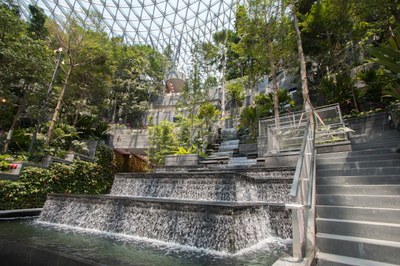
[0, 158, 114, 210]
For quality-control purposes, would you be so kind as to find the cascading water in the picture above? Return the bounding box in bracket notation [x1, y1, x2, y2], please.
[110, 171, 294, 203]
[37, 169, 294, 255]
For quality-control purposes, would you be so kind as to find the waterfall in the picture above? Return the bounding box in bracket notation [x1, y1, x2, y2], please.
[38, 170, 293, 253]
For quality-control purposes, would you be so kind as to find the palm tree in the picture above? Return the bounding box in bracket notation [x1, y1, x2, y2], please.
[212, 30, 231, 119]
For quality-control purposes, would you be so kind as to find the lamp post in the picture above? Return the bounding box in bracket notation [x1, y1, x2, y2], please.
[28, 48, 63, 154]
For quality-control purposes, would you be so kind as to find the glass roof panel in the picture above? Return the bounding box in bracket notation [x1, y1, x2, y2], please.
[16, 0, 242, 70]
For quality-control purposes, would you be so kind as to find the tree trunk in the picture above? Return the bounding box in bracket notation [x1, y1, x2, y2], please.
[2, 90, 28, 153]
[292, 1, 312, 112]
[72, 106, 80, 126]
[271, 64, 280, 128]
[221, 51, 226, 122]
[46, 64, 73, 145]
[351, 87, 360, 112]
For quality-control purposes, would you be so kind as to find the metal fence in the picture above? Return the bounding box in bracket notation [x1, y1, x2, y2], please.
[258, 103, 348, 155]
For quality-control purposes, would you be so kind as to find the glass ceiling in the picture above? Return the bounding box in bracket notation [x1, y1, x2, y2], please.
[16, 0, 241, 70]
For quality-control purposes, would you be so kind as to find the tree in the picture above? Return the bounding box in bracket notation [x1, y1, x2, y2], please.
[298, 0, 400, 110]
[0, 4, 52, 153]
[367, 30, 400, 100]
[226, 77, 246, 120]
[28, 5, 48, 40]
[239, 106, 259, 142]
[291, 0, 312, 112]
[147, 121, 179, 165]
[45, 17, 113, 144]
[233, 0, 296, 126]
[197, 102, 221, 145]
[110, 42, 168, 127]
[177, 43, 210, 145]
[200, 30, 235, 119]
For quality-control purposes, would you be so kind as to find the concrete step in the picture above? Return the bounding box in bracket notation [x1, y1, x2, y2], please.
[218, 145, 239, 152]
[352, 142, 400, 151]
[317, 194, 400, 208]
[345, 112, 387, 124]
[207, 151, 233, 158]
[228, 157, 257, 166]
[316, 252, 399, 266]
[317, 167, 400, 177]
[317, 148, 395, 158]
[317, 184, 400, 195]
[348, 123, 393, 132]
[351, 136, 400, 143]
[317, 206, 400, 224]
[317, 175, 400, 185]
[316, 233, 400, 265]
[352, 135, 400, 141]
[350, 131, 400, 141]
[317, 159, 400, 170]
[220, 139, 239, 146]
[316, 218, 400, 242]
[317, 153, 400, 164]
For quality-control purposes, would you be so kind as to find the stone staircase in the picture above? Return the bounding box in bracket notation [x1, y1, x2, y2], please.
[202, 139, 259, 169]
[315, 113, 400, 265]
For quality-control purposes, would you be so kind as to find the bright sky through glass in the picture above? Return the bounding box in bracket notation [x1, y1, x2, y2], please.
[17, 0, 241, 70]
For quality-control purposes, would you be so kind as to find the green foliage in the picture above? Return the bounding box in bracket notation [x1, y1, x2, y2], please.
[226, 77, 246, 108]
[0, 154, 13, 171]
[174, 145, 198, 155]
[7, 128, 33, 152]
[0, 159, 114, 210]
[196, 102, 221, 146]
[176, 44, 211, 146]
[94, 142, 115, 175]
[110, 42, 169, 127]
[28, 5, 48, 40]
[148, 121, 179, 165]
[233, 1, 295, 87]
[320, 73, 354, 106]
[239, 106, 259, 142]
[197, 102, 221, 124]
[367, 30, 400, 100]
[71, 114, 109, 140]
[253, 89, 294, 118]
[299, 0, 400, 97]
[356, 69, 385, 105]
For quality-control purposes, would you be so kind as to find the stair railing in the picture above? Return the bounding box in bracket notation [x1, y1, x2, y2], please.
[286, 111, 317, 263]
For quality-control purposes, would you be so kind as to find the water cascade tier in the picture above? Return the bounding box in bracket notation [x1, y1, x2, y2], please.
[110, 170, 294, 203]
[39, 169, 294, 253]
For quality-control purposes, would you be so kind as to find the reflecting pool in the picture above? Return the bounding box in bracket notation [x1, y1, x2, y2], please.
[0, 219, 290, 266]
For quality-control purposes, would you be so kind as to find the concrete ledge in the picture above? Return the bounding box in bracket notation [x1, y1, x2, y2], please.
[0, 173, 19, 181]
[0, 208, 42, 220]
[259, 152, 299, 168]
[273, 253, 312, 266]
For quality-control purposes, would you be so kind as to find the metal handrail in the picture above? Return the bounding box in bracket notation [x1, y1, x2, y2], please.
[285, 111, 317, 263]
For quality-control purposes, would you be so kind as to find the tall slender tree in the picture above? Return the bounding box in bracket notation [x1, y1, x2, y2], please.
[233, 0, 295, 126]
[291, 0, 312, 112]
[0, 4, 52, 153]
[45, 17, 113, 144]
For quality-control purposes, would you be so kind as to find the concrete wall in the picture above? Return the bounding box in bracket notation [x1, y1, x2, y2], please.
[108, 129, 148, 154]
